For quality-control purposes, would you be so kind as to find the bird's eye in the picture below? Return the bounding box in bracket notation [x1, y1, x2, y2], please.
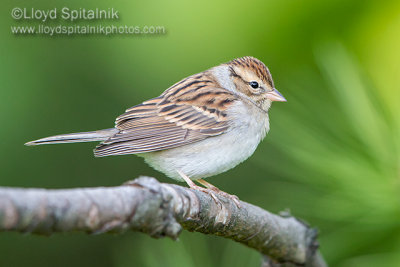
[249, 81, 259, 89]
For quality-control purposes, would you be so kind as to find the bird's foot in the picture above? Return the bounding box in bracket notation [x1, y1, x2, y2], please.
[198, 179, 241, 208]
[177, 170, 241, 208]
[177, 170, 224, 208]
[187, 184, 226, 208]
[209, 188, 241, 208]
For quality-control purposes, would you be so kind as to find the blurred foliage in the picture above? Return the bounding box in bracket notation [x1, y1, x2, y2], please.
[1, 0, 399, 266]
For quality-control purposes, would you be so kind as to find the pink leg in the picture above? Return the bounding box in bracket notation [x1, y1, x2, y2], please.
[177, 170, 224, 207]
[177, 170, 241, 208]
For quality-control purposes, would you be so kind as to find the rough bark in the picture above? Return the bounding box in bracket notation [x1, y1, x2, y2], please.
[0, 176, 327, 266]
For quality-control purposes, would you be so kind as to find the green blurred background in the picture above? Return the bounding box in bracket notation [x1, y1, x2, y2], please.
[1, 0, 399, 266]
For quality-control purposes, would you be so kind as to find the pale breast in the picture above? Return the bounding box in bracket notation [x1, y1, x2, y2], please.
[140, 101, 269, 181]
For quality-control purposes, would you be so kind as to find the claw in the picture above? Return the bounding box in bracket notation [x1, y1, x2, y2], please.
[189, 184, 224, 209]
[198, 178, 241, 208]
[176, 170, 241, 209]
[214, 191, 241, 208]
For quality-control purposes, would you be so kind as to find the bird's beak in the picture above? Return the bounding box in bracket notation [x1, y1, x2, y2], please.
[265, 88, 287, 102]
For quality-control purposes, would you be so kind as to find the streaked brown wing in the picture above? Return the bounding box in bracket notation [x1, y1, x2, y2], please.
[94, 83, 238, 157]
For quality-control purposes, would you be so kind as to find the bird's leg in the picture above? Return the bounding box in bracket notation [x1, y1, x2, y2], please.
[197, 179, 241, 208]
[177, 170, 223, 208]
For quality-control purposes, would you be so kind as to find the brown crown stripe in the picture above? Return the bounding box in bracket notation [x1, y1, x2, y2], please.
[229, 56, 274, 88]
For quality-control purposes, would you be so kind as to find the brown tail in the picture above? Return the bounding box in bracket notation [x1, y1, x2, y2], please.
[25, 128, 118, 146]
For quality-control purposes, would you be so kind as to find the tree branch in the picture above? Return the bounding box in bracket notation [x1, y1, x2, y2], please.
[0, 176, 327, 266]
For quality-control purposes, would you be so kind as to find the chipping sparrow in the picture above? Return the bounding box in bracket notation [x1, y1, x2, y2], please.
[26, 56, 286, 206]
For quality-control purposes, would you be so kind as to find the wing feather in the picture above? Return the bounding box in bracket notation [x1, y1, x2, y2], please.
[94, 76, 238, 157]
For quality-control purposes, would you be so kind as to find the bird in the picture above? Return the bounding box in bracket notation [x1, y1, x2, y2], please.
[25, 56, 286, 207]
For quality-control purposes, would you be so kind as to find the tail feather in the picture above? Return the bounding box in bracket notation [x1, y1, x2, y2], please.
[25, 128, 118, 146]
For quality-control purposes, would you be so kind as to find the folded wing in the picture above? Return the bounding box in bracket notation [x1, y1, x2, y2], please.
[94, 84, 237, 157]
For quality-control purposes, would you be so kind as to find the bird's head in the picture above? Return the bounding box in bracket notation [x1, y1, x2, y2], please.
[225, 56, 286, 111]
